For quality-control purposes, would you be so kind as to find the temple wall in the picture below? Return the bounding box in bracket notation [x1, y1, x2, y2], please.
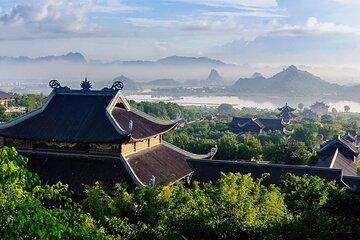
[136, 140, 148, 152]
[121, 135, 162, 157]
[149, 135, 161, 147]
[121, 142, 135, 156]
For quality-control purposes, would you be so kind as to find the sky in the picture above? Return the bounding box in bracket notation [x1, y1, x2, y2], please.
[1, 0, 360, 66]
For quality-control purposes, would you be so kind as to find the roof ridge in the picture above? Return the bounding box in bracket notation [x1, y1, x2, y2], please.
[329, 148, 339, 168]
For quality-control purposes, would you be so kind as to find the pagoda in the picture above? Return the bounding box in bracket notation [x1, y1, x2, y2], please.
[0, 79, 216, 194]
[277, 103, 296, 123]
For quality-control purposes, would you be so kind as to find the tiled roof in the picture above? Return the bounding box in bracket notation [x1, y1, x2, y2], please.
[0, 84, 178, 143]
[188, 159, 343, 186]
[0, 93, 126, 143]
[24, 152, 136, 195]
[316, 148, 357, 176]
[317, 135, 359, 155]
[229, 117, 285, 130]
[112, 107, 178, 141]
[126, 143, 194, 185]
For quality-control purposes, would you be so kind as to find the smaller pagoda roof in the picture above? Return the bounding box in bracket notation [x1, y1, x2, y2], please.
[277, 103, 296, 112]
[316, 148, 357, 176]
[112, 107, 178, 141]
[126, 141, 216, 186]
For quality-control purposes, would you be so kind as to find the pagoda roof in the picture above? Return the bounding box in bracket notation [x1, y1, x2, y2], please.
[113, 107, 178, 141]
[0, 80, 178, 143]
[277, 103, 296, 112]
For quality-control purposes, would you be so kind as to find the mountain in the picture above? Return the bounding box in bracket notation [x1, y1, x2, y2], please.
[112, 75, 142, 90]
[206, 69, 223, 82]
[0, 52, 86, 63]
[251, 72, 264, 79]
[232, 65, 340, 97]
[147, 78, 180, 87]
[156, 56, 227, 67]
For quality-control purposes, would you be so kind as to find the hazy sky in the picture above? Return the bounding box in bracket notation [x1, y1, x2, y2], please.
[1, 0, 360, 65]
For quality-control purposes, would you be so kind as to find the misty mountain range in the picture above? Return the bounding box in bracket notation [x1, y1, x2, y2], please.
[0, 52, 230, 68]
[231, 65, 341, 97]
[1, 52, 359, 99]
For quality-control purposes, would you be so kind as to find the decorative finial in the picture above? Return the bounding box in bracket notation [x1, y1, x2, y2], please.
[49, 80, 61, 89]
[81, 77, 92, 90]
[111, 81, 124, 91]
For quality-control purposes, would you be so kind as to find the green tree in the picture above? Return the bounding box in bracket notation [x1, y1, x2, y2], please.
[217, 132, 238, 160]
[237, 134, 262, 160]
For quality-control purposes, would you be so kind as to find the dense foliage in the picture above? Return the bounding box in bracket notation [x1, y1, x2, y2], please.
[0, 147, 105, 239]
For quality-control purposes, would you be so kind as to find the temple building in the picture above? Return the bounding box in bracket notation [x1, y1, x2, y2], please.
[0, 79, 216, 194]
[229, 117, 288, 135]
[309, 101, 329, 117]
[229, 103, 295, 136]
[277, 103, 296, 123]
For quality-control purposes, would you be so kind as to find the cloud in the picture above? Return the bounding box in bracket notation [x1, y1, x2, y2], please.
[332, 0, 360, 5]
[0, 0, 100, 39]
[90, 0, 146, 13]
[166, 0, 278, 8]
[274, 17, 360, 36]
[202, 11, 284, 18]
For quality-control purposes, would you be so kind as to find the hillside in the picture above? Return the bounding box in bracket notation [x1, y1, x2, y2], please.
[112, 75, 142, 90]
[147, 78, 180, 86]
[232, 65, 340, 97]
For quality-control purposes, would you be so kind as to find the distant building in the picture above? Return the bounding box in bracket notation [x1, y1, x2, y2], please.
[229, 104, 296, 136]
[228, 117, 289, 135]
[309, 101, 329, 117]
[0, 79, 216, 194]
[277, 103, 296, 123]
[0, 91, 15, 107]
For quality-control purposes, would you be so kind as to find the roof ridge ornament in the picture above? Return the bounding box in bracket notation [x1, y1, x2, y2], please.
[81, 77, 92, 91]
[49, 79, 62, 89]
[101, 81, 125, 92]
[111, 81, 124, 91]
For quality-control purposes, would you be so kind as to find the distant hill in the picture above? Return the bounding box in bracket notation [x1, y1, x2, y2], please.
[0, 52, 86, 63]
[206, 69, 223, 82]
[251, 72, 264, 79]
[112, 75, 142, 90]
[147, 78, 180, 86]
[232, 65, 340, 97]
